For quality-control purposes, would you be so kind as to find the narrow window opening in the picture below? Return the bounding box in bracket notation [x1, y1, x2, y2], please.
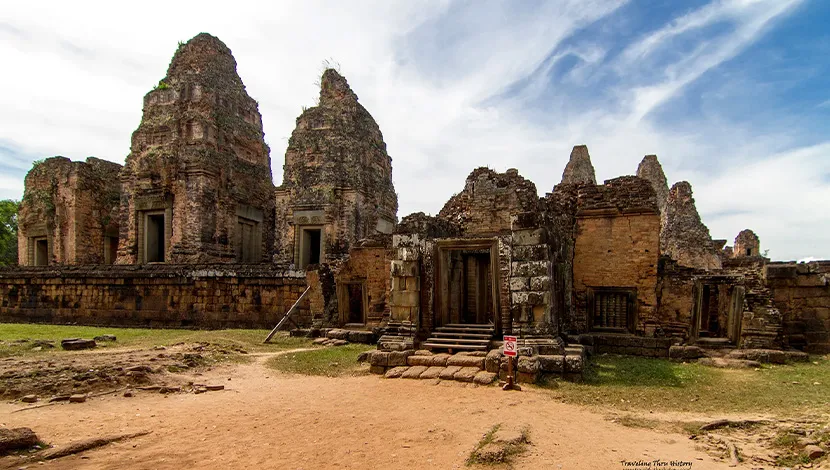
[34, 238, 48, 266]
[145, 213, 165, 263]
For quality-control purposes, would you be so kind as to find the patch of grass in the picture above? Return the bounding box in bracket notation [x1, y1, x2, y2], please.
[615, 415, 661, 429]
[541, 354, 830, 416]
[266, 344, 374, 377]
[0, 323, 312, 357]
[466, 424, 530, 467]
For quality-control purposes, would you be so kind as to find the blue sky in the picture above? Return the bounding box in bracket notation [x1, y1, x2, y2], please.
[1, 0, 828, 260]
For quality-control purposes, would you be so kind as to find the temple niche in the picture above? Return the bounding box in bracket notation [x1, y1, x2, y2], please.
[274, 69, 398, 268]
[117, 33, 275, 264]
[17, 157, 122, 266]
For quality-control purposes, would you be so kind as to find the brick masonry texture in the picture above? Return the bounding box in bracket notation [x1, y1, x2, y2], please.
[0, 265, 309, 328]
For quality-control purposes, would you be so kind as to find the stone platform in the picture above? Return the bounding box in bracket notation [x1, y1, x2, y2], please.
[366, 346, 587, 384]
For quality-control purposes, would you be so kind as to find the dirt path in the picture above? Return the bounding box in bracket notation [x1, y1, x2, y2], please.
[1, 358, 749, 470]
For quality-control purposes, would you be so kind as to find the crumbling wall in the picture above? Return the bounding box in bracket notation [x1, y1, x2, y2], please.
[18, 157, 121, 266]
[274, 69, 397, 266]
[334, 240, 393, 326]
[509, 211, 556, 337]
[723, 258, 783, 349]
[655, 257, 699, 339]
[767, 261, 830, 354]
[661, 182, 721, 271]
[438, 168, 538, 236]
[118, 33, 275, 264]
[0, 265, 309, 328]
[570, 176, 660, 334]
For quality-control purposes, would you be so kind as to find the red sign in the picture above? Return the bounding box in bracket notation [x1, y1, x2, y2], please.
[503, 335, 517, 357]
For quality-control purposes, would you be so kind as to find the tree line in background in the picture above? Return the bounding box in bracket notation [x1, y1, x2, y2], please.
[0, 200, 19, 266]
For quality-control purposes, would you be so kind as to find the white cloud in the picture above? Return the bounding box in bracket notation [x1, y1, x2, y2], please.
[0, 0, 825, 261]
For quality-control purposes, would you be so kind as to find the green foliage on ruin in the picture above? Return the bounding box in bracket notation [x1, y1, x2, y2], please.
[0, 199, 20, 266]
[154, 80, 171, 91]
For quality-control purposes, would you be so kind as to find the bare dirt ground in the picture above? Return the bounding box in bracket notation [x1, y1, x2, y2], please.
[0, 350, 756, 470]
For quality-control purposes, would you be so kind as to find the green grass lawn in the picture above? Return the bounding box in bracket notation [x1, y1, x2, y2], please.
[543, 354, 830, 417]
[266, 344, 375, 377]
[0, 323, 312, 356]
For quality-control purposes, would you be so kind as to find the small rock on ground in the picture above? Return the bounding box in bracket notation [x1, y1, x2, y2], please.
[69, 394, 87, 403]
[0, 427, 39, 453]
[21, 394, 38, 403]
[61, 338, 97, 350]
[805, 444, 826, 459]
[93, 334, 117, 342]
[205, 385, 224, 391]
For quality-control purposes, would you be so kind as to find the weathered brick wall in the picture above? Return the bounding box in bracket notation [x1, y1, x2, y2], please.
[571, 177, 661, 334]
[334, 243, 392, 326]
[18, 157, 121, 266]
[767, 261, 830, 354]
[0, 265, 309, 329]
[118, 33, 275, 264]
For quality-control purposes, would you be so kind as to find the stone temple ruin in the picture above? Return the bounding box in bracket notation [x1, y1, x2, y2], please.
[2, 33, 829, 382]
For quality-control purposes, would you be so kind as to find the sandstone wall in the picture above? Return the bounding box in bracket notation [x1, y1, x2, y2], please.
[767, 261, 830, 354]
[655, 257, 698, 339]
[0, 265, 309, 329]
[18, 157, 121, 266]
[571, 177, 660, 334]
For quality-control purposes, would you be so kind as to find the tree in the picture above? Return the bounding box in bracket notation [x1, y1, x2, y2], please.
[0, 199, 19, 266]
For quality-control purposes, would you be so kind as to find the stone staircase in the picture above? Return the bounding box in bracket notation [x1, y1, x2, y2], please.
[422, 324, 494, 352]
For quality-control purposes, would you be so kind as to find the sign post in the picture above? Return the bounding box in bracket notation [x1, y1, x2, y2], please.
[502, 335, 521, 391]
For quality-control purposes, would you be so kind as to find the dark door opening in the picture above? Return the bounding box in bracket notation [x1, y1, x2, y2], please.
[300, 228, 322, 268]
[146, 214, 165, 263]
[105, 236, 118, 264]
[34, 238, 48, 266]
[448, 251, 493, 324]
[346, 283, 364, 324]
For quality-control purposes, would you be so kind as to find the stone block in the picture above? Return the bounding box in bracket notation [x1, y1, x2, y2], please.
[326, 329, 350, 340]
[429, 353, 451, 367]
[369, 365, 386, 375]
[517, 371, 538, 384]
[668, 345, 705, 360]
[384, 366, 409, 378]
[61, 338, 96, 350]
[509, 277, 529, 291]
[530, 276, 551, 291]
[413, 350, 434, 356]
[511, 212, 541, 231]
[388, 350, 414, 366]
[453, 366, 480, 382]
[564, 355, 583, 373]
[368, 351, 389, 367]
[407, 355, 434, 367]
[0, 427, 39, 453]
[517, 356, 540, 374]
[391, 260, 419, 277]
[397, 247, 419, 262]
[512, 245, 548, 261]
[347, 330, 375, 344]
[512, 228, 546, 246]
[439, 365, 462, 380]
[446, 355, 485, 368]
[473, 371, 497, 385]
[402, 365, 428, 379]
[537, 355, 565, 373]
[419, 366, 445, 379]
[390, 290, 419, 308]
[485, 349, 502, 373]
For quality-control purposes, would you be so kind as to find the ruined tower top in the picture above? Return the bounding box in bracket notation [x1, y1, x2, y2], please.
[636, 154, 669, 218]
[561, 145, 597, 185]
[661, 181, 721, 270]
[319, 68, 359, 104]
[733, 229, 761, 258]
[163, 33, 244, 91]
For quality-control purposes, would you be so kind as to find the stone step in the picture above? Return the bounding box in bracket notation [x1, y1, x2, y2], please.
[421, 342, 488, 351]
[429, 331, 493, 339]
[423, 337, 490, 345]
[442, 324, 494, 330]
[435, 327, 494, 334]
[383, 364, 497, 385]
